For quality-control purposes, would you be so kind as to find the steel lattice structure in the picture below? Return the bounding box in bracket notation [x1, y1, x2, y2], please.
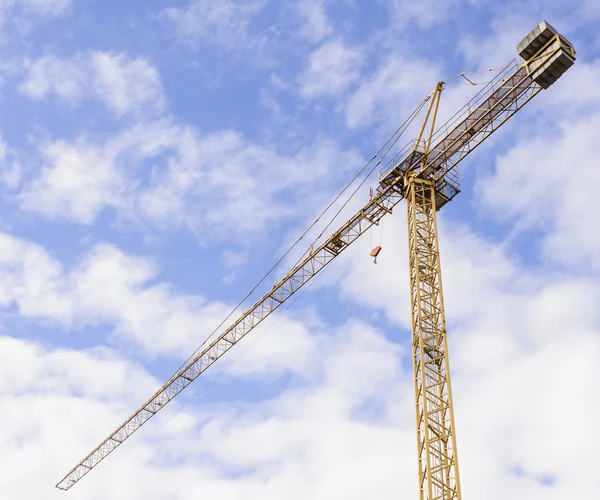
[57, 21, 576, 499]
[406, 176, 460, 500]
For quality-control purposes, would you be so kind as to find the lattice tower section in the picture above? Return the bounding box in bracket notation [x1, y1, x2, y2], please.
[406, 176, 461, 500]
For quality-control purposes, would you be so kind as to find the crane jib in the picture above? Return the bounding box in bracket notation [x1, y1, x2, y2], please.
[55, 178, 407, 491]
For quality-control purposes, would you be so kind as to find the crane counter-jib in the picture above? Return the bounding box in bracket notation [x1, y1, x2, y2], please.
[379, 25, 574, 209]
[425, 23, 575, 184]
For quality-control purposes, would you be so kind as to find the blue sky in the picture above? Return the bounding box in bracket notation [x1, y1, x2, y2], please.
[1, 0, 600, 498]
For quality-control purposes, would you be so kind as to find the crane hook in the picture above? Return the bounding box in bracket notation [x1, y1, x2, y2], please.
[370, 245, 382, 264]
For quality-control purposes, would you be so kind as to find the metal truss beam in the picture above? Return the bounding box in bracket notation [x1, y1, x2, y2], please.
[425, 65, 541, 185]
[406, 176, 460, 500]
[55, 174, 406, 490]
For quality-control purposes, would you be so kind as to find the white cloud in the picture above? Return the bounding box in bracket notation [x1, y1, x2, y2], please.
[3, 246, 600, 500]
[298, 39, 363, 99]
[19, 137, 125, 224]
[541, 59, 600, 118]
[0, 335, 156, 401]
[0, 335, 158, 499]
[0, 0, 71, 25]
[19, 0, 70, 17]
[17, 120, 180, 225]
[19, 52, 165, 117]
[162, 0, 265, 51]
[324, 196, 600, 498]
[0, 134, 22, 188]
[294, 1, 332, 43]
[331, 212, 527, 331]
[345, 54, 441, 129]
[0, 232, 231, 357]
[90, 52, 164, 117]
[457, 8, 593, 75]
[475, 61, 600, 270]
[450, 1, 599, 272]
[0, 319, 414, 500]
[0, 229, 320, 372]
[458, 14, 536, 68]
[224, 313, 319, 380]
[16, 120, 360, 242]
[0, 231, 72, 323]
[68, 243, 231, 356]
[18, 54, 86, 102]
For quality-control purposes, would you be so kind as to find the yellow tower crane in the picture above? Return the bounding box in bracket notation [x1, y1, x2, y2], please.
[56, 21, 576, 500]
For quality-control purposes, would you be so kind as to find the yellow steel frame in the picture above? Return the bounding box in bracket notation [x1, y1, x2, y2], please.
[57, 64, 543, 492]
[406, 175, 460, 500]
[57, 27, 574, 493]
[405, 83, 461, 500]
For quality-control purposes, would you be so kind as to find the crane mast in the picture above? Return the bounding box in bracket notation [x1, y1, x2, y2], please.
[403, 83, 462, 499]
[407, 174, 460, 499]
[396, 21, 574, 500]
[57, 21, 575, 498]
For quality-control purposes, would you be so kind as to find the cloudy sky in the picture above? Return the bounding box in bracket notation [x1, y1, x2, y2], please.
[1, 0, 599, 498]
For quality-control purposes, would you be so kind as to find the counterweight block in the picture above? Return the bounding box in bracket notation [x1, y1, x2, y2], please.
[518, 20, 576, 89]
